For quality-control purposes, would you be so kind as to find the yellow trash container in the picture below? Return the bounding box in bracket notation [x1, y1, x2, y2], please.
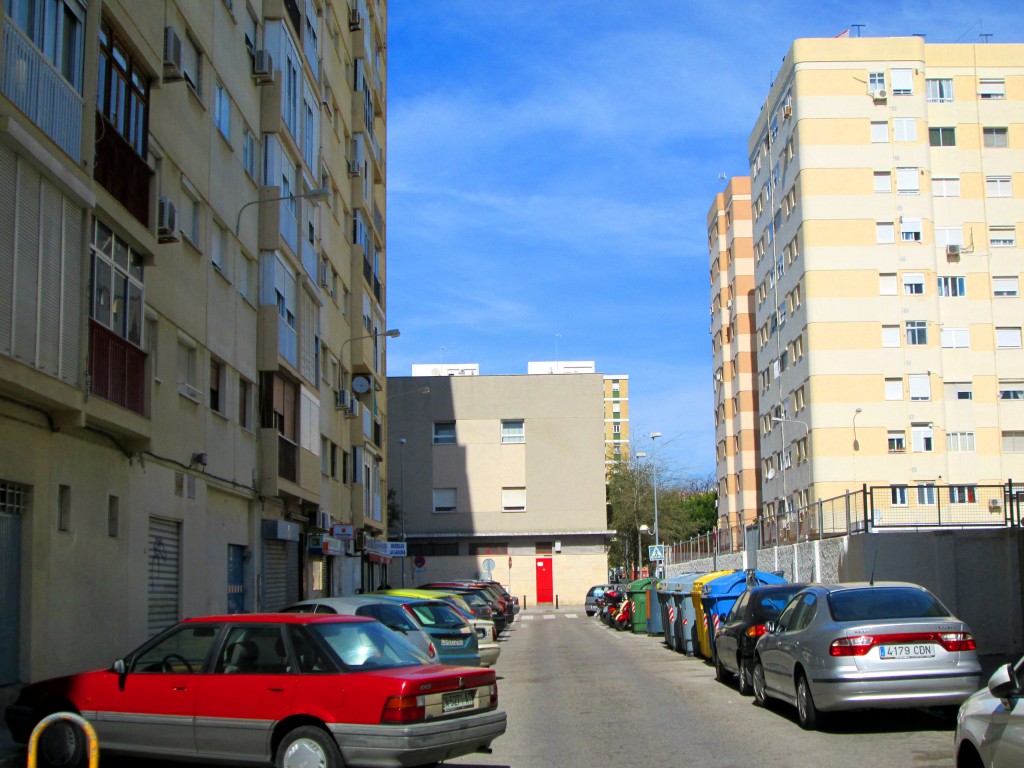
[690, 570, 735, 659]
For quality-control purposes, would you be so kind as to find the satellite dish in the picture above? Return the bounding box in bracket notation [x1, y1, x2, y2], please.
[767, 468, 776, 480]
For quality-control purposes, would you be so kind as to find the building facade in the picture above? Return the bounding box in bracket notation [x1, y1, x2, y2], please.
[708, 177, 759, 548]
[387, 372, 611, 605]
[0, 0, 390, 684]
[749, 37, 1024, 528]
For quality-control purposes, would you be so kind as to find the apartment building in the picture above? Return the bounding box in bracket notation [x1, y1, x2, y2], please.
[708, 177, 759, 548]
[387, 371, 611, 605]
[0, 0, 389, 683]
[749, 37, 1024, 525]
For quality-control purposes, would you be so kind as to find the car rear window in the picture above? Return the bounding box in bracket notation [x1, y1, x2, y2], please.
[827, 587, 949, 622]
[408, 602, 467, 630]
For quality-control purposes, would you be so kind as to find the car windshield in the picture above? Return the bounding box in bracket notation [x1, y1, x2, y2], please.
[408, 602, 467, 630]
[828, 587, 950, 622]
[754, 588, 803, 620]
[308, 621, 429, 670]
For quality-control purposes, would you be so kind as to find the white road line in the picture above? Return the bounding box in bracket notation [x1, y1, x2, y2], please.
[565, 614, 579, 618]
[542, 614, 556, 620]
[522, 615, 535, 621]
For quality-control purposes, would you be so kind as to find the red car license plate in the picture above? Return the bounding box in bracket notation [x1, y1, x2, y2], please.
[442, 690, 475, 713]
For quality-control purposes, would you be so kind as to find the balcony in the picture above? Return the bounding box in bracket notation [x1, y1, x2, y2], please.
[278, 434, 297, 483]
[88, 320, 146, 415]
[2, 18, 82, 162]
[93, 113, 152, 227]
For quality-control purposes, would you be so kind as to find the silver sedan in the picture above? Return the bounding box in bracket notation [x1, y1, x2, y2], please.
[752, 582, 981, 729]
[955, 655, 1024, 767]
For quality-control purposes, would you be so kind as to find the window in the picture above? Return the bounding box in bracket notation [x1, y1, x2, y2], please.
[987, 176, 1012, 197]
[947, 432, 975, 452]
[905, 321, 928, 346]
[882, 325, 901, 348]
[893, 118, 917, 141]
[949, 486, 977, 504]
[211, 221, 228, 272]
[1004, 432, 1024, 452]
[432, 422, 455, 445]
[180, 176, 201, 246]
[926, 78, 953, 103]
[945, 381, 973, 400]
[214, 81, 231, 139]
[979, 79, 1005, 100]
[870, 121, 889, 143]
[996, 328, 1022, 349]
[999, 381, 1024, 401]
[990, 227, 1016, 248]
[209, 358, 224, 414]
[917, 484, 937, 505]
[869, 71, 886, 91]
[237, 252, 254, 301]
[933, 177, 960, 197]
[891, 68, 913, 95]
[432, 488, 456, 513]
[941, 327, 970, 349]
[879, 273, 897, 295]
[896, 167, 920, 194]
[938, 276, 965, 297]
[58, 484, 71, 531]
[908, 374, 930, 401]
[97, 21, 148, 156]
[182, 32, 202, 95]
[885, 378, 903, 400]
[900, 218, 922, 242]
[935, 227, 963, 247]
[90, 219, 145, 347]
[177, 337, 199, 400]
[902, 273, 925, 295]
[888, 431, 906, 453]
[242, 127, 259, 180]
[873, 172, 892, 193]
[984, 128, 1008, 148]
[501, 487, 526, 512]
[929, 127, 956, 147]
[107, 495, 119, 537]
[911, 424, 934, 453]
[501, 420, 525, 444]
[876, 222, 895, 244]
[468, 543, 508, 555]
[890, 485, 908, 505]
[239, 377, 252, 428]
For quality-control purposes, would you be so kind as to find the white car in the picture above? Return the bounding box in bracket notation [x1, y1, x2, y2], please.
[955, 656, 1024, 767]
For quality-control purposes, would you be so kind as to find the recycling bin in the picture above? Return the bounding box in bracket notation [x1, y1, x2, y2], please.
[627, 577, 657, 634]
[657, 574, 703, 651]
[690, 570, 736, 659]
[698, 570, 789, 661]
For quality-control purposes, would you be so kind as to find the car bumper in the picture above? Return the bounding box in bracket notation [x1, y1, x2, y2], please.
[478, 644, 500, 667]
[331, 709, 507, 767]
[810, 669, 981, 711]
[4, 703, 36, 743]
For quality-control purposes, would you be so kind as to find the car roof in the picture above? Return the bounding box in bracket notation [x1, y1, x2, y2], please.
[286, 596, 402, 610]
[812, 581, 931, 593]
[182, 613, 372, 625]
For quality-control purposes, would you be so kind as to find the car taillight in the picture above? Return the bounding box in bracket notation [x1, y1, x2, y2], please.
[489, 684, 498, 707]
[381, 695, 426, 724]
[491, 626, 497, 642]
[939, 632, 976, 652]
[427, 641, 437, 659]
[830, 635, 876, 656]
[745, 624, 768, 638]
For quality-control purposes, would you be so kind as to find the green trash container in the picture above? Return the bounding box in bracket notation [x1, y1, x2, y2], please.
[628, 577, 657, 634]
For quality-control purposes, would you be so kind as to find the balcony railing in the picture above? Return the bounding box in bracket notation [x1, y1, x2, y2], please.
[89, 320, 146, 415]
[93, 113, 152, 227]
[2, 18, 83, 162]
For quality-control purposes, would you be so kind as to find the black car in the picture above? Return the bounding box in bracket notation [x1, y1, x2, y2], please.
[713, 583, 807, 695]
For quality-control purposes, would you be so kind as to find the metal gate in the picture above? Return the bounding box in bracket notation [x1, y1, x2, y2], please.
[262, 540, 299, 611]
[147, 518, 181, 636]
[0, 481, 27, 685]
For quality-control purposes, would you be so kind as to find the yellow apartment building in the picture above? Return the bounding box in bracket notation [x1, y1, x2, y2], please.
[0, 0, 391, 683]
[708, 177, 759, 549]
[750, 37, 1024, 530]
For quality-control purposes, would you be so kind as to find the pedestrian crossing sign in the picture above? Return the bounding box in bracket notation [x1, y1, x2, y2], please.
[648, 544, 665, 561]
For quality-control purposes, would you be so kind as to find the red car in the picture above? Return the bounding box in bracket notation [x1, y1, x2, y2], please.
[5, 613, 506, 768]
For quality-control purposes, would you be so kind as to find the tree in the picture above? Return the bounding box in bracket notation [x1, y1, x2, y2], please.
[386, 488, 402, 541]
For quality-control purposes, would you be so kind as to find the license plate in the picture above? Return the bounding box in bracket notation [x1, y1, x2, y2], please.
[440, 638, 464, 647]
[879, 644, 935, 659]
[442, 690, 475, 713]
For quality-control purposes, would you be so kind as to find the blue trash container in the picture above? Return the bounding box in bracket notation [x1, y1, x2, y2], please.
[658, 574, 705, 654]
[646, 583, 663, 636]
[700, 570, 789, 662]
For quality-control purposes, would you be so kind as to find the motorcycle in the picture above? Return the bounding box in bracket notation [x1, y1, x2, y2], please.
[613, 595, 633, 632]
[599, 589, 625, 627]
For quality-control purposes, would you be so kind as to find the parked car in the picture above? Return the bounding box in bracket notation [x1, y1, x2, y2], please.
[752, 582, 981, 729]
[955, 654, 1024, 767]
[424, 581, 516, 626]
[373, 590, 489, 666]
[4, 613, 505, 768]
[585, 584, 617, 616]
[714, 583, 807, 694]
[281, 595, 440, 661]
[420, 582, 506, 633]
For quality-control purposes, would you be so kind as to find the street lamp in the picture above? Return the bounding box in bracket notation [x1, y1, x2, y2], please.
[341, 328, 400, 392]
[638, 524, 652, 579]
[771, 417, 809, 514]
[235, 186, 330, 236]
[852, 407, 863, 451]
[650, 432, 662, 578]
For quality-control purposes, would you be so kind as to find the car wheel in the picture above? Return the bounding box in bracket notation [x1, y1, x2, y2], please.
[737, 659, 753, 696]
[276, 725, 344, 768]
[795, 672, 820, 730]
[752, 659, 768, 706]
[714, 652, 731, 683]
[36, 717, 86, 768]
[586, 610, 595, 617]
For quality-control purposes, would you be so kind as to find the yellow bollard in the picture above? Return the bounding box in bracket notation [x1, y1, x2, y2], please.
[27, 712, 99, 768]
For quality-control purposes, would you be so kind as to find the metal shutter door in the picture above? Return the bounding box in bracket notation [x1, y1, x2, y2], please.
[147, 517, 181, 636]
[263, 540, 288, 611]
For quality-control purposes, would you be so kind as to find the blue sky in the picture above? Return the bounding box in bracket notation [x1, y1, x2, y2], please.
[383, 1, 1024, 479]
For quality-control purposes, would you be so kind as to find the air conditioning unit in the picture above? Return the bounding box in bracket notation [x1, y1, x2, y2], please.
[348, 160, 361, 177]
[157, 197, 179, 242]
[726, 299, 733, 309]
[870, 88, 888, 101]
[349, 8, 362, 30]
[989, 497, 1003, 511]
[346, 400, 361, 419]
[946, 244, 961, 260]
[783, 104, 792, 119]
[315, 510, 331, 531]
[163, 27, 184, 82]
[333, 388, 350, 410]
[252, 49, 274, 84]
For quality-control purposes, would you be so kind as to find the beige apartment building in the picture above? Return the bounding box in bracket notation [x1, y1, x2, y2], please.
[0, 0, 390, 683]
[387, 371, 611, 606]
[750, 37, 1024, 528]
[708, 177, 759, 548]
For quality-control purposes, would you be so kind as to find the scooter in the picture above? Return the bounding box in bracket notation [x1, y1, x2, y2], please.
[613, 596, 633, 632]
[600, 589, 624, 627]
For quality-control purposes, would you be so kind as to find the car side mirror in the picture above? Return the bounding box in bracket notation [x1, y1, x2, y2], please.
[113, 658, 126, 675]
[988, 663, 1021, 705]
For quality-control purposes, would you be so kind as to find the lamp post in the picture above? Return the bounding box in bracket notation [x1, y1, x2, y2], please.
[399, 437, 406, 587]
[235, 186, 330, 236]
[650, 432, 662, 579]
[638, 524, 651, 579]
[341, 328, 400, 391]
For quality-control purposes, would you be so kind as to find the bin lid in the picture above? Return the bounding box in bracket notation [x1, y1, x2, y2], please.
[689, 570, 736, 598]
[657, 573, 704, 594]
[628, 577, 656, 591]
[701, 570, 790, 599]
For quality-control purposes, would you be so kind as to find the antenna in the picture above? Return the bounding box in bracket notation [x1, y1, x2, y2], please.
[868, 548, 879, 586]
[718, 173, 727, 181]
[851, 24, 866, 37]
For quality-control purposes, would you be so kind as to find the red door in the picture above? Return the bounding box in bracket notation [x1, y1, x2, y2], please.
[535, 558, 553, 604]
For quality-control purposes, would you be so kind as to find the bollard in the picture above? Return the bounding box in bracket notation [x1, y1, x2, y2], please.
[555, 595, 559, 609]
[28, 712, 99, 768]
[522, 595, 527, 610]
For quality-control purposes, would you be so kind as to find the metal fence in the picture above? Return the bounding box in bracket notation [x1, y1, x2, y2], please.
[669, 481, 1023, 565]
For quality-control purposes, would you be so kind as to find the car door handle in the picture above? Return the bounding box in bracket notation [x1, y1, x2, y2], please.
[172, 686, 188, 692]
[267, 687, 286, 692]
